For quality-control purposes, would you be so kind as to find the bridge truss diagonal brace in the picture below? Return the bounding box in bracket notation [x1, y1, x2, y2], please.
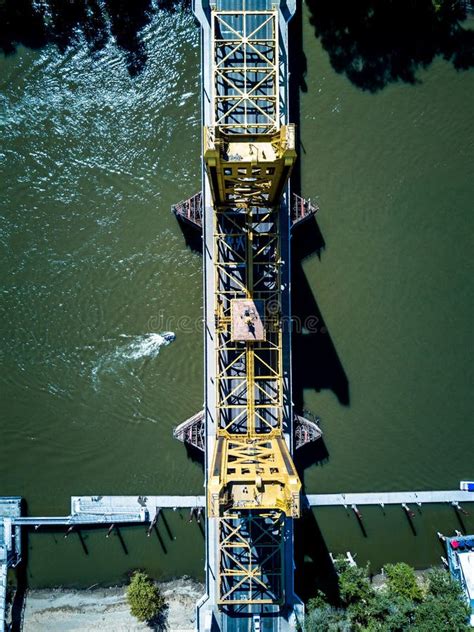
[217, 510, 285, 606]
[211, 7, 279, 134]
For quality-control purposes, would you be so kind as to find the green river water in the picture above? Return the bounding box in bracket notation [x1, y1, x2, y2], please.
[1, 4, 473, 588]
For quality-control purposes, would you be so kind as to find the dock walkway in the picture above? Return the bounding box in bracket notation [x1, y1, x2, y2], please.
[7, 490, 473, 529]
[11, 496, 205, 527]
[306, 490, 474, 508]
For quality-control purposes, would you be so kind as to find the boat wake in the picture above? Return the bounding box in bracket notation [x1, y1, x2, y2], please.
[117, 332, 176, 360]
[91, 332, 175, 388]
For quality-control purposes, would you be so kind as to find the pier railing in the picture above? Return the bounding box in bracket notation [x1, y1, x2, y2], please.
[292, 193, 319, 226]
[171, 191, 202, 228]
[171, 191, 318, 230]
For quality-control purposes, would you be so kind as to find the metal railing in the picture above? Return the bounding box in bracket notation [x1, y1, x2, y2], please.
[171, 191, 202, 227]
[292, 193, 319, 226]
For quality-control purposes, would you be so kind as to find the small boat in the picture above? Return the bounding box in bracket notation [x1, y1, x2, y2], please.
[460, 481, 474, 492]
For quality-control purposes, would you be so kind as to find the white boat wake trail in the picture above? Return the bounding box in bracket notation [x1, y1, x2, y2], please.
[91, 332, 175, 388]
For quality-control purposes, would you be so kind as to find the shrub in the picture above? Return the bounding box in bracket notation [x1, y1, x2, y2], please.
[412, 568, 470, 631]
[384, 562, 423, 602]
[127, 571, 165, 623]
[304, 562, 470, 632]
[337, 562, 373, 607]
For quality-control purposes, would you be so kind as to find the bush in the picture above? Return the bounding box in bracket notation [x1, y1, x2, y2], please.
[412, 568, 470, 631]
[305, 562, 470, 632]
[337, 562, 373, 607]
[384, 562, 423, 602]
[127, 571, 165, 623]
[305, 604, 351, 632]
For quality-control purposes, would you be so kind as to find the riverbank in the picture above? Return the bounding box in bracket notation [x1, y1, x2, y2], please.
[20, 578, 204, 632]
[16, 570, 436, 631]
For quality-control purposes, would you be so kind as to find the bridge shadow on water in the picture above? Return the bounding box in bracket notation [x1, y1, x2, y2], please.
[305, 0, 474, 92]
[289, 0, 350, 447]
[0, 0, 191, 76]
[289, 1, 349, 603]
[290, 247, 347, 600]
[174, 216, 203, 255]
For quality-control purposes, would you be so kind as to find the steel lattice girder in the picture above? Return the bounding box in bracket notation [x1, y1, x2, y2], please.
[212, 8, 279, 134]
[217, 510, 284, 605]
[214, 206, 283, 437]
[214, 206, 281, 324]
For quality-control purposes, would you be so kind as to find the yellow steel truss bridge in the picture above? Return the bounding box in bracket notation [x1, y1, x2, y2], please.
[205, 1, 300, 608]
[172, 0, 321, 626]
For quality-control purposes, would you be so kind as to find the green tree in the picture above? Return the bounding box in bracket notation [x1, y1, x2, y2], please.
[412, 568, 469, 632]
[384, 562, 423, 602]
[337, 561, 373, 607]
[305, 604, 351, 632]
[305, 562, 470, 632]
[335, 560, 381, 628]
[127, 571, 165, 623]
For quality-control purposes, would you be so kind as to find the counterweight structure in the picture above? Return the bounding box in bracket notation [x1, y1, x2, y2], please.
[189, 0, 303, 629]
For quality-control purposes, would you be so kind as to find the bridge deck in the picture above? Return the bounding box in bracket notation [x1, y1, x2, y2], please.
[194, 0, 301, 628]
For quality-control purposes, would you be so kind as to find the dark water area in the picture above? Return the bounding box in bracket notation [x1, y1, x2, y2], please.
[1, 1, 473, 589]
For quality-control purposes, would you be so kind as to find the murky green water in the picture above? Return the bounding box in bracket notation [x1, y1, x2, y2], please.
[1, 6, 473, 588]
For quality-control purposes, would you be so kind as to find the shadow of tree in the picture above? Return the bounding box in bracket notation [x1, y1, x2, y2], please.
[0, 0, 190, 76]
[305, 0, 474, 91]
[148, 602, 169, 630]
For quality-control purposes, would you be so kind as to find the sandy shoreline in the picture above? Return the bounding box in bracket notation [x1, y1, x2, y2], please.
[19, 578, 205, 632]
[12, 569, 435, 631]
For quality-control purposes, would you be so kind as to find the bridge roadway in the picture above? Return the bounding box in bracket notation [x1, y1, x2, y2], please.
[193, 0, 301, 629]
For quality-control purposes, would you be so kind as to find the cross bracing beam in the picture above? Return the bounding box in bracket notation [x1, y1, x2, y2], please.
[217, 510, 284, 605]
[212, 7, 279, 134]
